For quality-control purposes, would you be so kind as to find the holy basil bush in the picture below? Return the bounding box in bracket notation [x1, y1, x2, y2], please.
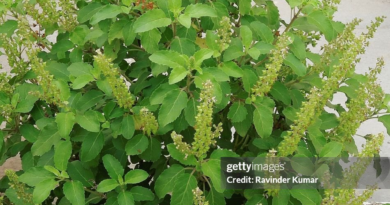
[0, 0, 389, 204]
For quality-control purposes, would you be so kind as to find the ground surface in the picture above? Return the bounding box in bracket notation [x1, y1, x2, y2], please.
[1, 0, 390, 203]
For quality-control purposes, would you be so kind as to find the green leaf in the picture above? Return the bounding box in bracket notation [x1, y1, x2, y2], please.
[158, 90, 188, 127]
[170, 67, 189, 84]
[154, 164, 185, 198]
[76, 111, 101, 132]
[307, 10, 337, 41]
[291, 154, 315, 176]
[289, 35, 306, 60]
[250, 21, 274, 44]
[52, 40, 74, 54]
[167, 144, 197, 166]
[220, 61, 243, 78]
[178, 14, 191, 28]
[240, 25, 253, 48]
[319, 113, 339, 130]
[130, 186, 155, 201]
[108, 20, 127, 43]
[80, 131, 104, 162]
[76, 90, 104, 112]
[239, 0, 251, 15]
[140, 28, 161, 54]
[123, 22, 136, 46]
[125, 134, 149, 155]
[97, 179, 119, 193]
[103, 154, 124, 180]
[194, 48, 214, 65]
[184, 98, 197, 126]
[77, 2, 104, 23]
[242, 68, 257, 93]
[67, 62, 93, 77]
[120, 115, 135, 139]
[31, 124, 61, 156]
[63, 181, 85, 205]
[206, 186, 226, 205]
[133, 9, 172, 33]
[286, 0, 303, 7]
[149, 50, 188, 70]
[170, 38, 196, 56]
[45, 62, 70, 81]
[171, 173, 197, 205]
[228, 102, 248, 123]
[54, 140, 72, 171]
[270, 82, 291, 105]
[290, 187, 321, 205]
[284, 53, 307, 76]
[68, 161, 95, 187]
[168, 0, 182, 14]
[139, 138, 161, 162]
[33, 178, 57, 204]
[266, 1, 279, 27]
[20, 124, 39, 143]
[202, 159, 223, 193]
[150, 84, 179, 105]
[379, 115, 390, 135]
[19, 167, 56, 186]
[124, 169, 149, 184]
[70, 25, 89, 45]
[253, 104, 273, 138]
[118, 190, 135, 205]
[272, 189, 290, 205]
[0, 20, 18, 37]
[90, 4, 123, 25]
[223, 46, 245, 62]
[320, 142, 342, 158]
[55, 112, 75, 138]
[184, 4, 217, 18]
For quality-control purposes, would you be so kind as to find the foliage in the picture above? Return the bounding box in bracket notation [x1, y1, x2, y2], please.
[0, 0, 388, 204]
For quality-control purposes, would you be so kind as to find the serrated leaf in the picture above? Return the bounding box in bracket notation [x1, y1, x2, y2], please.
[97, 179, 119, 193]
[379, 115, 390, 135]
[270, 82, 291, 105]
[220, 61, 243, 78]
[184, 98, 197, 126]
[206, 186, 226, 205]
[130, 186, 155, 201]
[290, 187, 321, 205]
[169, 67, 189, 84]
[223, 46, 245, 62]
[170, 38, 196, 56]
[242, 68, 257, 93]
[320, 142, 342, 158]
[33, 178, 57, 204]
[284, 53, 307, 76]
[118, 190, 135, 205]
[0, 20, 18, 37]
[253, 105, 273, 138]
[307, 10, 337, 42]
[184, 4, 217, 18]
[150, 84, 179, 105]
[240, 25, 253, 48]
[108, 20, 127, 43]
[120, 115, 135, 139]
[250, 21, 274, 44]
[289, 35, 306, 60]
[103, 154, 124, 180]
[63, 181, 85, 205]
[154, 164, 185, 198]
[149, 50, 188, 70]
[80, 131, 104, 162]
[194, 48, 214, 65]
[20, 124, 39, 143]
[139, 138, 161, 162]
[77, 2, 104, 23]
[55, 112, 75, 138]
[90, 4, 123, 25]
[124, 169, 149, 184]
[239, 0, 251, 15]
[67, 62, 93, 77]
[67, 161, 94, 187]
[319, 113, 339, 130]
[171, 173, 197, 205]
[167, 144, 197, 165]
[158, 90, 188, 127]
[76, 111, 101, 132]
[19, 167, 56, 186]
[228, 102, 248, 123]
[31, 124, 61, 156]
[125, 134, 149, 155]
[123, 22, 136, 46]
[133, 9, 172, 33]
[140, 28, 161, 54]
[54, 140, 72, 171]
